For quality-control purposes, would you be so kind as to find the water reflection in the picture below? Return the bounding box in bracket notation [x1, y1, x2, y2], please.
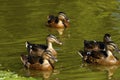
[46, 27, 71, 39]
[47, 27, 65, 35]
[56, 28, 65, 35]
[21, 68, 60, 80]
[0, 0, 120, 80]
[22, 69, 52, 79]
[84, 64, 120, 80]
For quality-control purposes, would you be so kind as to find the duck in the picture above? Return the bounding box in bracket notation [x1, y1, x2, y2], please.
[26, 34, 62, 57]
[84, 33, 120, 53]
[78, 46, 120, 66]
[46, 12, 69, 28]
[20, 50, 57, 70]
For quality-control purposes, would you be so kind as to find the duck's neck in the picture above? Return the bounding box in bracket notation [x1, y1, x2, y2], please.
[58, 20, 64, 26]
[42, 59, 51, 67]
[47, 42, 53, 49]
[106, 50, 117, 62]
[46, 41, 57, 56]
[107, 50, 113, 56]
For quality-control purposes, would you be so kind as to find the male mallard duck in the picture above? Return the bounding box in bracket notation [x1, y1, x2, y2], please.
[26, 34, 62, 57]
[47, 12, 69, 28]
[20, 51, 57, 70]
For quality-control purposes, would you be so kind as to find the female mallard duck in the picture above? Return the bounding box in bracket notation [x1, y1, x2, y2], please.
[47, 12, 69, 28]
[20, 51, 57, 70]
[84, 33, 120, 53]
[26, 34, 62, 57]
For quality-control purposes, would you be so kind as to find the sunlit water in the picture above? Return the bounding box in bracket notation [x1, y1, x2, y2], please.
[0, 0, 120, 80]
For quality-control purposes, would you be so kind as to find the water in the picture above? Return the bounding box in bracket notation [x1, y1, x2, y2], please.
[0, 0, 120, 80]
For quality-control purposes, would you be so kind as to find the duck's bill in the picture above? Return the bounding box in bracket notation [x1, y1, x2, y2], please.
[55, 40, 62, 45]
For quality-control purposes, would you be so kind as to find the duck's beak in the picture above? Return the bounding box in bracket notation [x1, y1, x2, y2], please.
[58, 42, 62, 45]
[106, 36, 112, 42]
[56, 40, 62, 45]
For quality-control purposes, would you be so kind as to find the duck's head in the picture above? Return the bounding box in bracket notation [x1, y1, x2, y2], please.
[47, 15, 55, 23]
[58, 12, 70, 22]
[46, 34, 62, 45]
[103, 33, 112, 43]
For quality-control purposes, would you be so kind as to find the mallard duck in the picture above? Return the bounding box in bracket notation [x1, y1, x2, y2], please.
[26, 34, 62, 57]
[20, 51, 57, 70]
[46, 12, 69, 28]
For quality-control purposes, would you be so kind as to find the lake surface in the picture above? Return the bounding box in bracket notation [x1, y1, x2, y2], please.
[0, 0, 120, 80]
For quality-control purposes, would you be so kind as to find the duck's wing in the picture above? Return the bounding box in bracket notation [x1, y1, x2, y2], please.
[20, 54, 28, 64]
[36, 44, 48, 50]
[78, 50, 87, 58]
[84, 40, 97, 51]
[20, 54, 30, 69]
[97, 42, 105, 50]
[90, 51, 108, 59]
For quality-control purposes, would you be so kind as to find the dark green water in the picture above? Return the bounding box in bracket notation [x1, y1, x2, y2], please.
[0, 0, 120, 80]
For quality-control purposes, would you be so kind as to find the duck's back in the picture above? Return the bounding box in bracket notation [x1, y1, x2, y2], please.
[85, 51, 108, 64]
[36, 44, 48, 50]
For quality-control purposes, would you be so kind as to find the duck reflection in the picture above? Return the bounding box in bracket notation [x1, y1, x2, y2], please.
[47, 27, 65, 35]
[22, 69, 60, 80]
[83, 64, 120, 80]
[23, 69, 52, 80]
[96, 65, 119, 79]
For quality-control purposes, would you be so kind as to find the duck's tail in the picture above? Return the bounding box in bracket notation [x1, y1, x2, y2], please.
[25, 41, 33, 54]
[20, 54, 30, 69]
[20, 54, 28, 65]
[78, 50, 84, 58]
[25, 41, 31, 48]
